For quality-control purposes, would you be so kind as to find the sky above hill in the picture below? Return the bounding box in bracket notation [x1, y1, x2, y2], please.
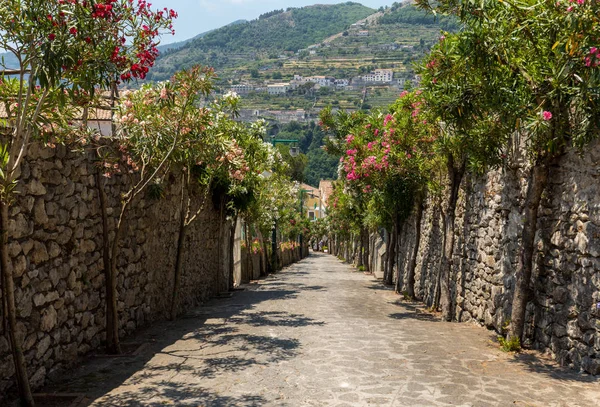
[151, 0, 394, 44]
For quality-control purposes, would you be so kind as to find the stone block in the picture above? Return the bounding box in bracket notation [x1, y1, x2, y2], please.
[40, 306, 58, 332]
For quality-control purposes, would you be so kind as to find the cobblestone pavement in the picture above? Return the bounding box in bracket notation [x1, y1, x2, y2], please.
[54, 252, 600, 406]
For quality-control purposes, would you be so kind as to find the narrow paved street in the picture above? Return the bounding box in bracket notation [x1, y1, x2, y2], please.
[56, 252, 599, 406]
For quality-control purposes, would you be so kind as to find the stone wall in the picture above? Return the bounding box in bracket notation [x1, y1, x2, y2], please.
[371, 141, 600, 375]
[0, 143, 234, 399]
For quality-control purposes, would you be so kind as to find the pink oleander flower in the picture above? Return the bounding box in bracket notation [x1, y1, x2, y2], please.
[346, 134, 354, 143]
[400, 90, 409, 98]
[383, 114, 393, 126]
[542, 111, 553, 121]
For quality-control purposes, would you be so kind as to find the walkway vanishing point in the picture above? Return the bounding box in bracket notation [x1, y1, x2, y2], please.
[44, 252, 600, 406]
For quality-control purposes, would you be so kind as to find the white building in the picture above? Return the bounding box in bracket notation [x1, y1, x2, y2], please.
[230, 84, 254, 95]
[363, 69, 393, 83]
[267, 83, 290, 95]
[292, 75, 335, 87]
[334, 79, 349, 88]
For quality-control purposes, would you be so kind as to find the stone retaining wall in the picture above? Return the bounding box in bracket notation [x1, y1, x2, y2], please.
[0, 143, 233, 399]
[370, 141, 600, 375]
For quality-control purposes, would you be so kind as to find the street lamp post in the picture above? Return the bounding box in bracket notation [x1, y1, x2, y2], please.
[269, 136, 299, 271]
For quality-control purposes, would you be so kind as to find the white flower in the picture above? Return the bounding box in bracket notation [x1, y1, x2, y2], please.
[223, 91, 240, 102]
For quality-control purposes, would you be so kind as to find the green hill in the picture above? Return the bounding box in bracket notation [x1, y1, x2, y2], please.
[156, 20, 248, 53]
[147, 2, 376, 81]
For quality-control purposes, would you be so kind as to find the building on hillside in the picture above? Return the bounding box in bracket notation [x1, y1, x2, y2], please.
[318, 180, 335, 218]
[299, 183, 322, 220]
[267, 83, 290, 95]
[292, 75, 336, 88]
[230, 83, 254, 95]
[334, 79, 349, 89]
[357, 30, 369, 37]
[363, 69, 393, 83]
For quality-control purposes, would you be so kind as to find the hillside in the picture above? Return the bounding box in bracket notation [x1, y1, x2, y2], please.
[147, 2, 376, 82]
[156, 20, 248, 53]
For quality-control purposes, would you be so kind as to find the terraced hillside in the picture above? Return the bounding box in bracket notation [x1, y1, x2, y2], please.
[146, 2, 376, 82]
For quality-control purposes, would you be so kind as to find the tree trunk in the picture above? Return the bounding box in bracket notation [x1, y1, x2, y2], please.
[439, 158, 466, 321]
[257, 230, 268, 276]
[96, 172, 119, 354]
[406, 198, 424, 299]
[0, 201, 34, 405]
[106, 202, 128, 355]
[244, 223, 252, 283]
[362, 227, 370, 272]
[169, 206, 187, 321]
[385, 222, 397, 286]
[356, 232, 364, 268]
[228, 216, 237, 290]
[216, 195, 226, 293]
[395, 222, 405, 294]
[508, 162, 549, 343]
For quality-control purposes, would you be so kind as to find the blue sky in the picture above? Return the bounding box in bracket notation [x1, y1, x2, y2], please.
[150, 0, 394, 44]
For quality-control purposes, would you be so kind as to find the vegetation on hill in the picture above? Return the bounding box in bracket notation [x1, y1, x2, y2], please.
[270, 121, 340, 187]
[378, 2, 459, 31]
[147, 2, 375, 81]
[156, 20, 247, 53]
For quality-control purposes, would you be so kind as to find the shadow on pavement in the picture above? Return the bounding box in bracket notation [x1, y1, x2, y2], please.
[96, 383, 267, 406]
[388, 312, 438, 322]
[506, 350, 600, 384]
[39, 274, 322, 406]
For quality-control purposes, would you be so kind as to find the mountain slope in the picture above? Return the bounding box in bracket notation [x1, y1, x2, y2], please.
[147, 2, 375, 81]
[156, 19, 247, 53]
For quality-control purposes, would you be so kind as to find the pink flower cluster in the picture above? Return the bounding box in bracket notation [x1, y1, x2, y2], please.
[542, 111, 553, 121]
[585, 47, 600, 68]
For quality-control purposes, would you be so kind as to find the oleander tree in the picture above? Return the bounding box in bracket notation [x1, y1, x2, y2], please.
[0, 1, 176, 403]
[417, 29, 514, 320]
[321, 91, 437, 288]
[418, 0, 600, 342]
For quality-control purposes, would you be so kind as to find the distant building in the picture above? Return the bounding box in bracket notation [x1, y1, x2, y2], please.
[292, 75, 335, 88]
[334, 79, 349, 88]
[363, 69, 393, 83]
[267, 83, 290, 95]
[357, 30, 369, 37]
[230, 84, 254, 95]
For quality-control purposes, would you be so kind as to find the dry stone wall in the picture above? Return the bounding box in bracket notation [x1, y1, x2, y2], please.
[373, 141, 600, 375]
[0, 142, 232, 399]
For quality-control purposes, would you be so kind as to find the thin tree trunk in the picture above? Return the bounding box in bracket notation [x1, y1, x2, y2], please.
[244, 222, 252, 283]
[395, 222, 405, 294]
[385, 222, 397, 286]
[103, 82, 121, 354]
[406, 198, 424, 299]
[169, 186, 188, 320]
[356, 231, 364, 268]
[0, 201, 34, 405]
[257, 230, 268, 276]
[106, 201, 129, 355]
[362, 227, 370, 272]
[228, 216, 238, 290]
[96, 172, 117, 354]
[439, 158, 466, 321]
[432, 199, 444, 309]
[508, 162, 549, 343]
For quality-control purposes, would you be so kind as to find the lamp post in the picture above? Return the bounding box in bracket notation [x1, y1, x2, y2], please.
[269, 136, 299, 271]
